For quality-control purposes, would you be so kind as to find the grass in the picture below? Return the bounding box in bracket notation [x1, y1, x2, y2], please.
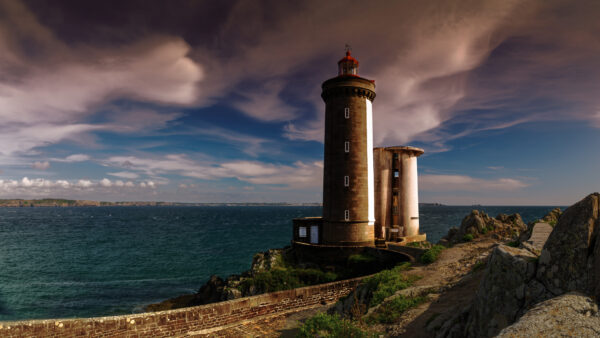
[296, 313, 378, 338]
[365, 295, 427, 324]
[363, 263, 418, 307]
[239, 266, 338, 294]
[420, 245, 445, 264]
[462, 234, 474, 242]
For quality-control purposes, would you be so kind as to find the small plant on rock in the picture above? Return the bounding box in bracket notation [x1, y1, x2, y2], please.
[462, 234, 474, 242]
[296, 313, 377, 338]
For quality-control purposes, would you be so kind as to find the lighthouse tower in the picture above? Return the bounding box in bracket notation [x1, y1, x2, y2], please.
[321, 50, 376, 246]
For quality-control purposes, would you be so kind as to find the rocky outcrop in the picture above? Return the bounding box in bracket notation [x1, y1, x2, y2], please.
[537, 193, 600, 298]
[440, 210, 526, 245]
[435, 193, 600, 337]
[497, 292, 600, 337]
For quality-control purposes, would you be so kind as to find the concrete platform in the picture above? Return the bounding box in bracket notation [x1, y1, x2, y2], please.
[526, 222, 554, 250]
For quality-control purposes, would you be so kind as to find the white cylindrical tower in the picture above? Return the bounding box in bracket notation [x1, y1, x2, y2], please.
[400, 152, 420, 236]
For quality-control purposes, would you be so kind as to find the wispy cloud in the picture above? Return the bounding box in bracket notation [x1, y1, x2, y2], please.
[31, 161, 50, 170]
[420, 174, 529, 192]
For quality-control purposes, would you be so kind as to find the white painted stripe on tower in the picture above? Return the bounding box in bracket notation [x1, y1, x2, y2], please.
[366, 99, 375, 225]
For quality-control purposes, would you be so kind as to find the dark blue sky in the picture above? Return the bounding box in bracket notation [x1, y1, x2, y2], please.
[0, 0, 598, 204]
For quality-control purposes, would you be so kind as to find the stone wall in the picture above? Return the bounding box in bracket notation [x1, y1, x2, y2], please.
[0, 276, 363, 337]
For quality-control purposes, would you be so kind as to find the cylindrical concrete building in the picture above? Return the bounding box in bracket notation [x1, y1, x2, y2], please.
[321, 51, 376, 246]
[395, 147, 423, 237]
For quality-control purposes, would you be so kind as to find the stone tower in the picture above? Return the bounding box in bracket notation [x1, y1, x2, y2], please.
[321, 50, 376, 246]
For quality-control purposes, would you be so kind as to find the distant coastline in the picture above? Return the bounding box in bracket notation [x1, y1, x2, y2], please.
[0, 198, 322, 207]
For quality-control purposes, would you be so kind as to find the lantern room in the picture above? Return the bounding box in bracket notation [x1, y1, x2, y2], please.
[338, 50, 359, 76]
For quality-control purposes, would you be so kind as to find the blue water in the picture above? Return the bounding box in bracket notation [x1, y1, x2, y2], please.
[0, 205, 559, 321]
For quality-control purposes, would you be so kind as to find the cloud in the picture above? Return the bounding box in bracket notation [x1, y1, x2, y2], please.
[107, 171, 139, 179]
[419, 174, 529, 192]
[0, 177, 156, 196]
[0, 1, 203, 159]
[32, 161, 50, 170]
[104, 154, 323, 188]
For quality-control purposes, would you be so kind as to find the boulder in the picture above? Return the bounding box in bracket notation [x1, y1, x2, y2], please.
[463, 245, 538, 337]
[536, 193, 600, 298]
[497, 292, 600, 337]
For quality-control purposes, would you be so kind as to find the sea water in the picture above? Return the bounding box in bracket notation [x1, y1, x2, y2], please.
[0, 205, 559, 321]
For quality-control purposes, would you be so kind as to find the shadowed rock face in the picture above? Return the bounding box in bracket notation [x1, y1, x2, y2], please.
[465, 245, 538, 337]
[537, 193, 600, 298]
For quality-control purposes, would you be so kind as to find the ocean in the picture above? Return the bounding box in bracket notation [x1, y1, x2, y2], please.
[0, 205, 559, 321]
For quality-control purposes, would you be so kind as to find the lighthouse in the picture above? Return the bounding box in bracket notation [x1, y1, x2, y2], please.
[320, 50, 376, 246]
[292, 50, 425, 252]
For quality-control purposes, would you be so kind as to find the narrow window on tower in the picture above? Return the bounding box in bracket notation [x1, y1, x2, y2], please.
[344, 175, 349, 187]
[344, 107, 350, 119]
[344, 210, 350, 221]
[344, 141, 350, 153]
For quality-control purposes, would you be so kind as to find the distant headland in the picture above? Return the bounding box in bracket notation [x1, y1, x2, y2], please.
[0, 198, 322, 207]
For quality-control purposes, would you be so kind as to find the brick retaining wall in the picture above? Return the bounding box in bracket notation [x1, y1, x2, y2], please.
[0, 276, 364, 337]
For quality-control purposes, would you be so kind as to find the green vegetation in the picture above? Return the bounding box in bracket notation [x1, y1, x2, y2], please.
[365, 295, 427, 324]
[506, 240, 519, 247]
[363, 263, 418, 307]
[346, 253, 387, 276]
[239, 266, 338, 294]
[548, 220, 557, 227]
[296, 313, 377, 338]
[462, 234, 474, 242]
[420, 245, 445, 264]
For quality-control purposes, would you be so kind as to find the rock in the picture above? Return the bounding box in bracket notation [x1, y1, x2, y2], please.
[541, 207, 562, 224]
[196, 275, 226, 304]
[464, 245, 538, 337]
[250, 249, 286, 275]
[497, 292, 600, 337]
[441, 211, 526, 245]
[536, 193, 600, 298]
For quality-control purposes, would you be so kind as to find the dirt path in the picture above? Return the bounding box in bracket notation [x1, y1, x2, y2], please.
[201, 237, 500, 337]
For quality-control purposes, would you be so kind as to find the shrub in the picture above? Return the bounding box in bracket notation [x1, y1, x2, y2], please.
[462, 234, 474, 242]
[420, 245, 445, 264]
[506, 240, 519, 247]
[548, 220, 557, 227]
[363, 263, 417, 307]
[365, 295, 427, 324]
[240, 267, 339, 295]
[297, 313, 377, 338]
[347, 253, 381, 276]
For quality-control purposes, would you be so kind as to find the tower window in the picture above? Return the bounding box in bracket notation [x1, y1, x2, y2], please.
[344, 107, 350, 119]
[344, 141, 350, 153]
[344, 175, 349, 187]
[344, 210, 350, 221]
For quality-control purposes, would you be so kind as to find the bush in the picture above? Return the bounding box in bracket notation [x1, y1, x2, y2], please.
[420, 245, 445, 264]
[365, 295, 427, 324]
[506, 240, 519, 247]
[462, 234, 474, 242]
[240, 267, 339, 295]
[297, 313, 377, 338]
[363, 263, 416, 307]
[347, 253, 381, 276]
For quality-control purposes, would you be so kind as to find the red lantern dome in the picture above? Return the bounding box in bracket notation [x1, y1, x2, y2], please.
[338, 50, 359, 76]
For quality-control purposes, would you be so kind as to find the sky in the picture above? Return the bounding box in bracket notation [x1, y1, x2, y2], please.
[0, 0, 599, 205]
